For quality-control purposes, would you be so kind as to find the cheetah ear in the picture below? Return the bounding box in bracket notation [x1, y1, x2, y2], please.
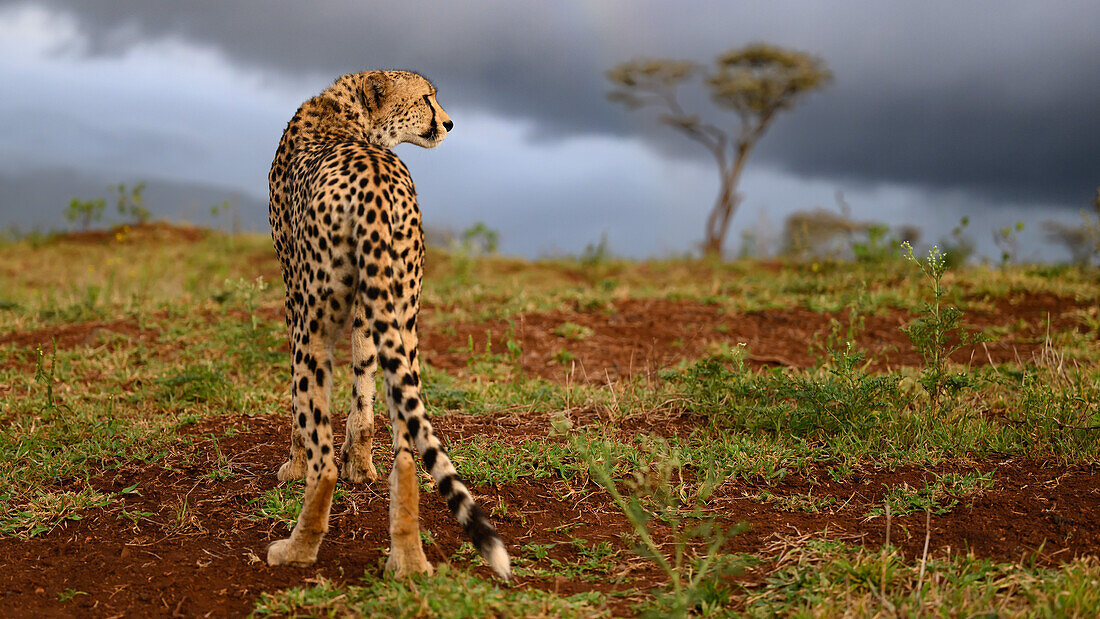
[359, 72, 392, 111]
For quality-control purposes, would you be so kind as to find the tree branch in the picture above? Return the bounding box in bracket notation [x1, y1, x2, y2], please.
[657, 115, 727, 164]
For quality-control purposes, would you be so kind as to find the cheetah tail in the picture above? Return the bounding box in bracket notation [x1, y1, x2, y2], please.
[361, 296, 510, 579]
[417, 433, 511, 579]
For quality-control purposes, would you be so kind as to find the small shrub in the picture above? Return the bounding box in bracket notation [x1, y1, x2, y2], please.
[770, 343, 900, 436]
[572, 434, 749, 616]
[33, 344, 69, 419]
[901, 243, 989, 414]
[214, 277, 269, 328]
[208, 277, 283, 368]
[661, 344, 757, 417]
[809, 296, 867, 368]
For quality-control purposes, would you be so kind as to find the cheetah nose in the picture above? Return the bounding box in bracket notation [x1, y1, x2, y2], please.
[443, 120, 453, 132]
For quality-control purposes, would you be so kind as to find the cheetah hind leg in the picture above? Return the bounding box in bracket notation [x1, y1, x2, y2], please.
[340, 307, 381, 482]
[384, 448, 433, 577]
[268, 328, 341, 567]
[276, 423, 308, 482]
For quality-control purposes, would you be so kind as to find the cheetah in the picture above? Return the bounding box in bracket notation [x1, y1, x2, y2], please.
[265, 70, 510, 579]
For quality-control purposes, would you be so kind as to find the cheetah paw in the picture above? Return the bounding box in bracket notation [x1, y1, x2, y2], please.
[385, 548, 434, 579]
[276, 458, 306, 482]
[340, 457, 381, 483]
[266, 538, 318, 567]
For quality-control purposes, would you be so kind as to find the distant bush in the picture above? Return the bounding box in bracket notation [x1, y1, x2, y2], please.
[781, 196, 917, 263]
[992, 221, 1025, 265]
[64, 197, 106, 231]
[1042, 192, 1100, 266]
[580, 231, 612, 267]
[62, 181, 150, 231]
[114, 182, 150, 225]
[937, 216, 975, 269]
[455, 221, 499, 256]
[446, 222, 501, 285]
[782, 207, 868, 259]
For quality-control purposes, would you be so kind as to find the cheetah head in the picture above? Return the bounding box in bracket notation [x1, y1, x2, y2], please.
[357, 70, 452, 149]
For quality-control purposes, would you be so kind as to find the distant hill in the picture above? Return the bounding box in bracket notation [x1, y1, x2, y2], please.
[0, 167, 269, 234]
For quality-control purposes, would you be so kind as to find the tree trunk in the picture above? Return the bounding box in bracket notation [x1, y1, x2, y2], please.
[702, 143, 750, 258]
[703, 180, 735, 256]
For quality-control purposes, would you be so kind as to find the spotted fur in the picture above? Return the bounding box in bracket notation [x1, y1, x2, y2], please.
[265, 70, 510, 578]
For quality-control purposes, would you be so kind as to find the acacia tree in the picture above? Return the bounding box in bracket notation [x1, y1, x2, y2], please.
[608, 44, 832, 256]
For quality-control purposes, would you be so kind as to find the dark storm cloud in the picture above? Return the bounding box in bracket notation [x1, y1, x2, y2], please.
[7, 0, 1099, 205]
[9, 0, 630, 134]
[765, 87, 1100, 204]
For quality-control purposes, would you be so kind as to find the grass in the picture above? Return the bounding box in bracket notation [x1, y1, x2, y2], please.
[514, 538, 624, 582]
[863, 470, 996, 518]
[0, 486, 115, 538]
[555, 321, 595, 341]
[746, 539, 1100, 617]
[253, 566, 608, 617]
[0, 223, 1098, 615]
[449, 437, 587, 484]
[753, 489, 838, 513]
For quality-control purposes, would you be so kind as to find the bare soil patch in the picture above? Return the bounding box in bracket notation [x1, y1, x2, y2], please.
[2, 410, 1098, 617]
[0, 320, 154, 352]
[51, 222, 209, 245]
[421, 293, 1089, 382]
[0, 319, 160, 371]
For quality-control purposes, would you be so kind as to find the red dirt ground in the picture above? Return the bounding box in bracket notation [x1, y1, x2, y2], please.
[1, 410, 1098, 617]
[0, 290, 1095, 616]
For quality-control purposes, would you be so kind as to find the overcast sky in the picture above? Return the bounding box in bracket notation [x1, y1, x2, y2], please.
[1, 1, 1097, 260]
